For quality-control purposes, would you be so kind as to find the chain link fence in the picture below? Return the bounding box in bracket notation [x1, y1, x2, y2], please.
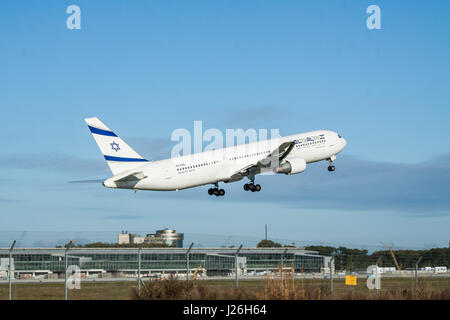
[0, 232, 448, 300]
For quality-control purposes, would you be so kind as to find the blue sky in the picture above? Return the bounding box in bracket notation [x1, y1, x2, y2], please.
[0, 1, 449, 249]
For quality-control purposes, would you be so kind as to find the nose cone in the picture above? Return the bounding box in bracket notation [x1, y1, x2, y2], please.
[340, 138, 347, 149]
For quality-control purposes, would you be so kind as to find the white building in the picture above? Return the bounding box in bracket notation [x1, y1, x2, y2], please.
[118, 233, 145, 244]
[118, 229, 184, 247]
[132, 236, 145, 244]
[118, 233, 131, 244]
[145, 229, 184, 247]
[434, 266, 447, 273]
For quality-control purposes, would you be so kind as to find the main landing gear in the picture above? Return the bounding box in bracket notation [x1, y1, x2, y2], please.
[243, 183, 261, 192]
[208, 183, 225, 197]
[243, 170, 261, 193]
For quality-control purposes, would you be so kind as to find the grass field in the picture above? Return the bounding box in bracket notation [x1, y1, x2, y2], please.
[1, 277, 449, 300]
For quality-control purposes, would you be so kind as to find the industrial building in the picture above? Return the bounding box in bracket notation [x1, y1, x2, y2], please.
[118, 229, 184, 247]
[0, 247, 330, 279]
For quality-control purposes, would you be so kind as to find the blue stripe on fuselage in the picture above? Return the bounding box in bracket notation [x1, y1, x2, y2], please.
[89, 126, 118, 137]
[104, 155, 149, 162]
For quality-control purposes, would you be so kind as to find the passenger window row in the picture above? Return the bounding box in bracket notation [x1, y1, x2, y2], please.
[177, 160, 220, 171]
[229, 150, 270, 161]
[296, 140, 325, 147]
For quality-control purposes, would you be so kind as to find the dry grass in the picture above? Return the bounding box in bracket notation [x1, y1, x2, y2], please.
[257, 266, 450, 300]
[258, 266, 331, 300]
[337, 282, 450, 300]
[136, 268, 450, 300]
[134, 275, 257, 300]
[0, 281, 136, 300]
[1, 273, 449, 300]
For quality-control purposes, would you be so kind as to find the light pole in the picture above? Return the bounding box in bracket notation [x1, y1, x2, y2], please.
[137, 242, 144, 297]
[8, 240, 16, 300]
[186, 243, 194, 293]
[281, 248, 288, 291]
[415, 256, 423, 291]
[235, 244, 243, 290]
[64, 240, 75, 300]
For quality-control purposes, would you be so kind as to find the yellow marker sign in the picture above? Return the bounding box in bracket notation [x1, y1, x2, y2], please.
[345, 275, 357, 286]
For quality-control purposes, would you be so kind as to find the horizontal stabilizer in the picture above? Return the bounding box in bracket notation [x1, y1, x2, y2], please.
[115, 171, 147, 183]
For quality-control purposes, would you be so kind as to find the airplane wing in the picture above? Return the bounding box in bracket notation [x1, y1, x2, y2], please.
[257, 141, 296, 167]
[227, 141, 296, 180]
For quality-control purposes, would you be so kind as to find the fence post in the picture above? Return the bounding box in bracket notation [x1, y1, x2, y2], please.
[137, 242, 144, 297]
[8, 240, 16, 301]
[235, 245, 243, 290]
[415, 256, 423, 291]
[281, 248, 288, 291]
[186, 243, 194, 294]
[64, 240, 75, 301]
[330, 253, 335, 294]
[376, 256, 382, 296]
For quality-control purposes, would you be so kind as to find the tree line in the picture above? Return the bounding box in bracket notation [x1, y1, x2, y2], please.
[56, 242, 175, 248]
[257, 240, 449, 270]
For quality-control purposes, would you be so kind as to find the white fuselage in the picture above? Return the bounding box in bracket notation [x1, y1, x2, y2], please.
[103, 130, 347, 191]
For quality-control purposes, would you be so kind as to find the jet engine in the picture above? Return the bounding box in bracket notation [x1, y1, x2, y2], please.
[275, 158, 307, 175]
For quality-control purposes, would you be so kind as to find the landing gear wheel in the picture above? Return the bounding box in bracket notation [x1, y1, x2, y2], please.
[219, 189, 225, 196]
[208, 188, 214, 195]
[328, 165, 335, 172]
[244, 183, 261, 192]
[213, 188, 220, 196]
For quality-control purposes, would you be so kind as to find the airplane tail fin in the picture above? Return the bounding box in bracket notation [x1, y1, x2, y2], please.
[85, 117, 149, 175]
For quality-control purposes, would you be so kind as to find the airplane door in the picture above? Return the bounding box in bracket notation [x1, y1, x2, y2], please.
[164, 166, 173, 180]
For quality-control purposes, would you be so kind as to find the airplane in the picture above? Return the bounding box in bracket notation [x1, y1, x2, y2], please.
[85, 117, 347, 196]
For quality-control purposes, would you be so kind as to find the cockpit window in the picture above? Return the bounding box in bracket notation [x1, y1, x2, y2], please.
[338, 134, 342, 138]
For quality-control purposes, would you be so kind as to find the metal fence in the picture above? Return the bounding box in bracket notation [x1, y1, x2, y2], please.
[0, 243, 448, 300]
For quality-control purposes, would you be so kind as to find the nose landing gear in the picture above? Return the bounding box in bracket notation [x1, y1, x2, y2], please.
[327, 156, 336, 172]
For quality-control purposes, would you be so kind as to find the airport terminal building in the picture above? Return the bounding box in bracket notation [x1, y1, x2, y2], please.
[0, 247, 331, 279]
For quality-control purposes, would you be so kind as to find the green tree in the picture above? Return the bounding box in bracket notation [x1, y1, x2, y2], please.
[60, 242, 173, 249]
[257, 240, 282, 248]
